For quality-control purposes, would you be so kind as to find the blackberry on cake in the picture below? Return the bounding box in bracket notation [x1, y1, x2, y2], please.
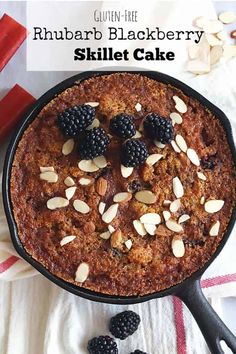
[110, 113, 136, 139]
[144, 113, 173, 143]
[58, 104, 95, 137]
[87, 336, 118, 354]
[121, 139, 149, 167]
[109, 310, 141, 340]
[78, 127, 110, 159]
[130, 351, 147, 354]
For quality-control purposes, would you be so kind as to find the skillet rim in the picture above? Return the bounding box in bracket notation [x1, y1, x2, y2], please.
[2, 69, 236, 304]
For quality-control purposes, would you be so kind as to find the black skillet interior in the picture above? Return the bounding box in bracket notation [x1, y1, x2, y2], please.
[2, 70, 236, 353]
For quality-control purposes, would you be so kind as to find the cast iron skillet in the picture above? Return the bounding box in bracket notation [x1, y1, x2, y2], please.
[2, 70, 236, 354]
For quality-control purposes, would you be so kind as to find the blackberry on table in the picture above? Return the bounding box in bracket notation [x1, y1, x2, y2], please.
[130, 351, 147, 354]
[87, 336, 118, 354]
[144, 113, 174, 143]
[58, 104, 95, 137]
[110, 113, 136, 139]
[121, 140, 149, 167]
[78, 128, 110, 159]
[109, 310, 141, 340]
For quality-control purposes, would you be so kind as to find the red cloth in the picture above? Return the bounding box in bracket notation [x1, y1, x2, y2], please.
[0, 14, 27, 71]
[0, 84, 35, 142]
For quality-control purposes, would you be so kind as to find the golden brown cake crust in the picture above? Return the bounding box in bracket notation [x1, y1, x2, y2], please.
[10, 73, 236, 296]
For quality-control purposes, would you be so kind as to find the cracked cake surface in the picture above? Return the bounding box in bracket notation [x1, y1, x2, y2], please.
[10, 73, 236, 296]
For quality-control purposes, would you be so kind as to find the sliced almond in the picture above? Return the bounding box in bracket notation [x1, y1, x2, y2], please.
[133, 220, 147, 236]
[47, 197, 69, 210]
[40, 166, 54, 172]
[110, 229, 123, 248]
[219, 11, 236, 24]
[140, 213, 161, 225]
[187, 148, 200, 166]
[163, 200, 172, 206]
[171, 140, 181, 153]
[231, 30, 236, 40]
[100, 231, 111, 240]
[75, 262, 89, 283]
[86, 118, 100, 130]
[210, 46, 223, 65]
[121, 164, 133, 178]
[163, 210, 171, 221]
[172, 237, 185, 258]
[79, 177, 93, 186]
[60, 235, 76, 246]
[203, 20, 223, 34]
[78, 160, 99, 172]
[173, 177, 184, 198]
[102, 204, 119, 223]
[62, 139, 74, 156]
[205, 34, 222, 47]
[135, 190, 157, 204]
[216, 31, 228, 41]
[194, 16, 208, 28]
[170, 199, 181, 213]
[172, 96, 187, 114]
[108, 225, 115, 233]
[144, 223, 156, 236]
[209, 221, 220, 236]
[98, 202, 106, 215]
[135, 102, 142, 112]
[113, 192, 132, 203]
[170, 112, 183, 124]
[40, 171, 58, 183]
[93, 155, 107, 168]
[133, 131, 142, 138]
[178, 214, 190, 223]
[204, 200, 224, 213]
[85, 101, 99, 107]
[73, 199, 90, 214]
[65, 186, 77, 200]
[175, 135, 187, 153]
[64, 176, 75, 187]
[187, 59, 210, 75]
[166, 220, 183, 233]
[146, 154, 163, 166]
[188, 44, 200, 60]
[200, 196, 205, 205]
[197, 171, 207, 181]
[125, 239, 133, 250]
[96, 177, 107, 196]
[154, 140, 165, 149]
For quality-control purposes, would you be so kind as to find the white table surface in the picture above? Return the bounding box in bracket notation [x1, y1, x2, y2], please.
[0, 1, 236, 353]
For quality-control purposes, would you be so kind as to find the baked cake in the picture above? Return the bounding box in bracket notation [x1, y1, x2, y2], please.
[10, 73, 236, 296]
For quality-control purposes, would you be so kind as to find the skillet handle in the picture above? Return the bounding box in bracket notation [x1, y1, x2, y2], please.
[176, 278, 236, 354]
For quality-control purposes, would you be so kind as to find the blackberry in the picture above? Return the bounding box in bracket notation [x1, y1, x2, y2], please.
[109, 310, 141, 340]
[87, 336, 118, 354]
[144, 113, 174, 143]
[58, 104, 95, 137]
[121, 140, 149, 167]
[78, 128, 110, 159]
[130, 351, 147, 354]
[110, 113, 136, 139]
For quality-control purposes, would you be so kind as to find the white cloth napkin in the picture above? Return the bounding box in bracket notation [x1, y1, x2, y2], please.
[1, 1, 236, 354]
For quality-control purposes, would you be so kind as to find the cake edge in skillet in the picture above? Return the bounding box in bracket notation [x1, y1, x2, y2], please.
[10, 73, 236, 296]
